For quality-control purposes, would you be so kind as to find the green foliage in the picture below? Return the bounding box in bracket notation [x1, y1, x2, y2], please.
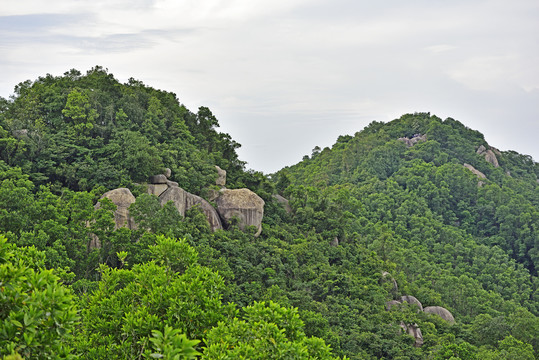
[0, 236, 79, 359]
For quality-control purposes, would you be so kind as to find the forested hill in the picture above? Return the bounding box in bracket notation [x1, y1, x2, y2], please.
[0, 69, 537, 359]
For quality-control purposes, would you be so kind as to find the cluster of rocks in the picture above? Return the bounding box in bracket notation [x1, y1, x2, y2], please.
[382, 272, 455, 347]
[476, 145, 500, 168]
[397, 134, 427, 147]
[97, 165, 265, 239]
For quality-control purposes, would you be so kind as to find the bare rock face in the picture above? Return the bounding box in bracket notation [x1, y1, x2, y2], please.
[423, 306, 455, 324]
[386, 300, 402, 311]
[398, 134, 427, 147]
[330, 237, 339, 247]
[159, 186, 188, 216]
[215, 165, 227, 187]
[483, 150, 499, 167]
[158, 186, 222, 231]
[149, 174, 168, 184]
[99, 188, 136, 230]
[400, 322, 424, 347]
[147, 184, 168, 197]
[185, 193, 223, 232]
[163, 168, 172, 179]
[463, 163, 486, 179]
[477, 145, 499, 167]
[400, 295, 423, 312]
[216, 188, 265, 236]
[273, 194, 292, 214]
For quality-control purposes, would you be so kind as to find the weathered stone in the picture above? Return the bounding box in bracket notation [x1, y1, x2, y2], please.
[98, 188, 136, 230]
[273, 194, 292, 214]
[330, 237, 339, 247]
[423, 306, 455, 324]
[216, 188, 265, 236]
[400, 322, 424, 347]
[398, 134, 426, 147]
[476, 145, 487, 154]
[163, 168, 172, 178]
[147, 184, 168, 197]
[401, 295, 423, 312]
[166, 180, 179, 188]
[215, 165, 227, 187]
[386, 300, 402, 311]
[463, 163, 486, 179]
[185, 193, 223, 232]
[150, 174, 168, 184]
[159, 186, 188, 216]
[483, 150, 499, 167]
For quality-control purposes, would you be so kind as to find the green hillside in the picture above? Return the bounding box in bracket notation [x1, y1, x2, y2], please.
[0, 69, 537, 359]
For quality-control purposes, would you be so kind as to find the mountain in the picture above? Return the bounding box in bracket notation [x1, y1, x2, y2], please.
[0, 69, 537, 359]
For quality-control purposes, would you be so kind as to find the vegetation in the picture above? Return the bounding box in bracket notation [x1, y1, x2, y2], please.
[0, 68, 537, 359]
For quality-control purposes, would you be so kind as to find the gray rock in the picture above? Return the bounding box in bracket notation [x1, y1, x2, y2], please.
[166, 180, 179, 187]
[216, 188, 265, 236]
[483, 150, 499, 167]
[185, 193, 223, 232]
[215, 165, 227, 187]
[400, 322, 424, 347]
[149, 174, 168, 184]
[423, 306, 455, 324]
[401, 295, 423, 312]
[163, 168, 172, 178]
[476, 145, 486, 154]
[159, 186, 188, 216]
[159, 186, 222, 231]
[273, 194, 292, 214]
[386, 300, 402, 311]
[147, 184, 168, 197]
[98, 188, 136, 230]
[463, 163, 486, 179]
[330, 237, 339, 247]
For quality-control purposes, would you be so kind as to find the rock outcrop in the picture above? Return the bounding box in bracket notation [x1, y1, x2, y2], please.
[463, 163, 486, 179]
[184, 193, 223, 232]
[215, 165, 226, 187]
[401, 295, 423, 311]
[398, 134, 427, 147]
[158, 183, 223, 232]
[477, 145, 499, 167]
[216, 188, 265, 236]
[400, 322, 424, 347]
[273, 194, 292, 214]
[149, 174, 168, 184]
[423, 306, 455, 324]
[98, 188, 136, 230]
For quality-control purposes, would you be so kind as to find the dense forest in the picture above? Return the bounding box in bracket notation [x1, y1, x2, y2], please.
[0, 67, 537, 359]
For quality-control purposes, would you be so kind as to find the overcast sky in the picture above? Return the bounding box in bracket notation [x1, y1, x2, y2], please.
[1, 0, 538, 173]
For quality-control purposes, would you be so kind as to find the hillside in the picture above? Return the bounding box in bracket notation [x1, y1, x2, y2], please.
[0, 69, 537, 359]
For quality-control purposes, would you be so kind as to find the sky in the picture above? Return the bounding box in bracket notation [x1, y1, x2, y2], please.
[1, 0, 538, 173]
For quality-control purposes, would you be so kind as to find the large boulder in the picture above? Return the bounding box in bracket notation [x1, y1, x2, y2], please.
[98, 188, 136, 230]
[463, 163, 486, 179]
[400, 322, 423, 347]
[149, 174, 168, 184]
[147, 184, 168, 197]
[158, 186, 222, 231]
[483, 150, 499, 167]
[159, 186, 188, 216]
[216, 188, 265, 236]
[185, 193, 223, 232]
[215, 165, 227, 187]
[423, 306, 455, 324]
[400, 295, 423, 312]
[273, 194, 292, 214]
[477, 145, 499, 167]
